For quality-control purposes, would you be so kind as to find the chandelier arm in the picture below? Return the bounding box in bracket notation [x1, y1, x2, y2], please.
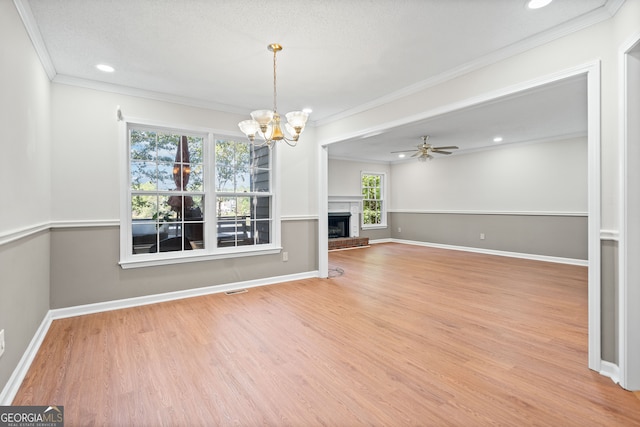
[253, 139, 269, 148]
[282, 138, 298, 147]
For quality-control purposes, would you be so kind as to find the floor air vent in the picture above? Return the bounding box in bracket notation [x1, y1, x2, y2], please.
[225, 289, 248, 295]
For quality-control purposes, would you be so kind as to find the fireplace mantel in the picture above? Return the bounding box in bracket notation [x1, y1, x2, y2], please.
[328, 195, 364, 203]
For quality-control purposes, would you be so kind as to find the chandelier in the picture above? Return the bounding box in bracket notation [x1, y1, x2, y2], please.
[238, 44, 309, 148]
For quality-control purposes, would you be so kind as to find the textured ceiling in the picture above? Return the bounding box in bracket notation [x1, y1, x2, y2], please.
[19, 0, 618, 161]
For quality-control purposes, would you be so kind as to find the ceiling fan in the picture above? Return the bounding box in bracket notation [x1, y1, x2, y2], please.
[392, 136, 459, 161]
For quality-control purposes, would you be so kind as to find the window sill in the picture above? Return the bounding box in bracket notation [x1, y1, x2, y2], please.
[362, 224, 387, 230]
[119, 246, 282, 269]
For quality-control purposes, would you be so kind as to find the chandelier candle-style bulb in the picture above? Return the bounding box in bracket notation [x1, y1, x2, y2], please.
[238, 43, 309, 147]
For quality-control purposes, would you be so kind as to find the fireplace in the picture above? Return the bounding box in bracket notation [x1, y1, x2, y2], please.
[328, 212, 351, 238]
[328, 195, 362, 238]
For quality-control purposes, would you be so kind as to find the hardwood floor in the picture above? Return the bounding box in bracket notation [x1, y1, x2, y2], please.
[13, 243, 640, 425]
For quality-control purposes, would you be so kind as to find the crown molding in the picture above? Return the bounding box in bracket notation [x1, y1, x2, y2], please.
[320, 60, 598, 147]
[448, 131, 588, 157]
[327, 154, 392, 164]
[605, 0, 626, 16]
[52, 74, 249, 115]
[13, 0, 56, 80]
[315, 1, 624, 127]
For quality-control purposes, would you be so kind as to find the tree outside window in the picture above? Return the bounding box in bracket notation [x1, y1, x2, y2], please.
[130, 130, 204, 254]
[361, 172, 385, 227]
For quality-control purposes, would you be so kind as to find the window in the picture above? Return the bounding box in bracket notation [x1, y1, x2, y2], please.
[361, 172, 386, 228]
[215, 139, 271, 248]
[121, 121, 278, 267]
[130, 130, 205, 254]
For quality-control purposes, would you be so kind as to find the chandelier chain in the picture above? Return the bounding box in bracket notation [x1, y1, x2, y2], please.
[273, 49, 278, 113]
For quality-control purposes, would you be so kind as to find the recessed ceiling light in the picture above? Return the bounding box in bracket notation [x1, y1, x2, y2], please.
[398, 153, 406, 158]
[96, 64, 115, 73]
[302, 108, 313, 114]
[527, 0, 552, 9]
[493, 136, 503, 143]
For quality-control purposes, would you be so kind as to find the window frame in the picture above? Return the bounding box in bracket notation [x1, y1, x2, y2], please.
[119, 117, 281, 269]
[360, 171, 387, 229]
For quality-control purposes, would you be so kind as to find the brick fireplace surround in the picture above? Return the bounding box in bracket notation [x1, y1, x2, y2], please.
[328, 236, 370, 251]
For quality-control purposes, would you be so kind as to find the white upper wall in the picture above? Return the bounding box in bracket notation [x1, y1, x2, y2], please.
[390, 137, 587, 213]
[277, 125, 318, 218]
[328, 159, 391, 197]
[49, 84, 318, 221]
[0, 1, 51, 235]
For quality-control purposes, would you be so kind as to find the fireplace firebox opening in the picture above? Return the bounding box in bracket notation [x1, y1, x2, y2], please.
[328, 212, 351, 238]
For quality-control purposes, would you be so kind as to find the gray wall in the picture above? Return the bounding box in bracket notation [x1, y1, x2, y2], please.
[0, 233, 50, 398]
[360, 226, 392, 241]
[601, 240, 618, 364]
[390, 212, 587, 260]
[50, 220, 317, 309]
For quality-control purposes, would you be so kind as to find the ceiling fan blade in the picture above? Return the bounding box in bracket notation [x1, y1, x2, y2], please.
[390, 149, 419, 153]
[410, 151, 420, 157]
[431, 150, 453, 155]
[432, 146, 459, 150]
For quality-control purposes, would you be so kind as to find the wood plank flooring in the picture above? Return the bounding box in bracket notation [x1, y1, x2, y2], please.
[13, 243, 640, 426]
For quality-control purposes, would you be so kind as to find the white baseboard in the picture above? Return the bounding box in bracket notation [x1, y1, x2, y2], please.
[390, 238, 588, 266]
[50, 270, 319, 320]
[0, 312, 53, 405]
[0, 270, 319, 405]
[600, 360, 621, 384]
[369, 238, 393, 244]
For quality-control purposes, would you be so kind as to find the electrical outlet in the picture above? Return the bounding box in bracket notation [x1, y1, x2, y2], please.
[282, 251, 289, 262]
[398, 227, 402, 233]
[0, 329, 5, 358]
[480, 233, 486, 240]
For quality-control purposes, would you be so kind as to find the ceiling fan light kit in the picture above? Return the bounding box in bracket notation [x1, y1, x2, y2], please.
[391, 135, 459, 162]
[238, 43, 309, 148]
